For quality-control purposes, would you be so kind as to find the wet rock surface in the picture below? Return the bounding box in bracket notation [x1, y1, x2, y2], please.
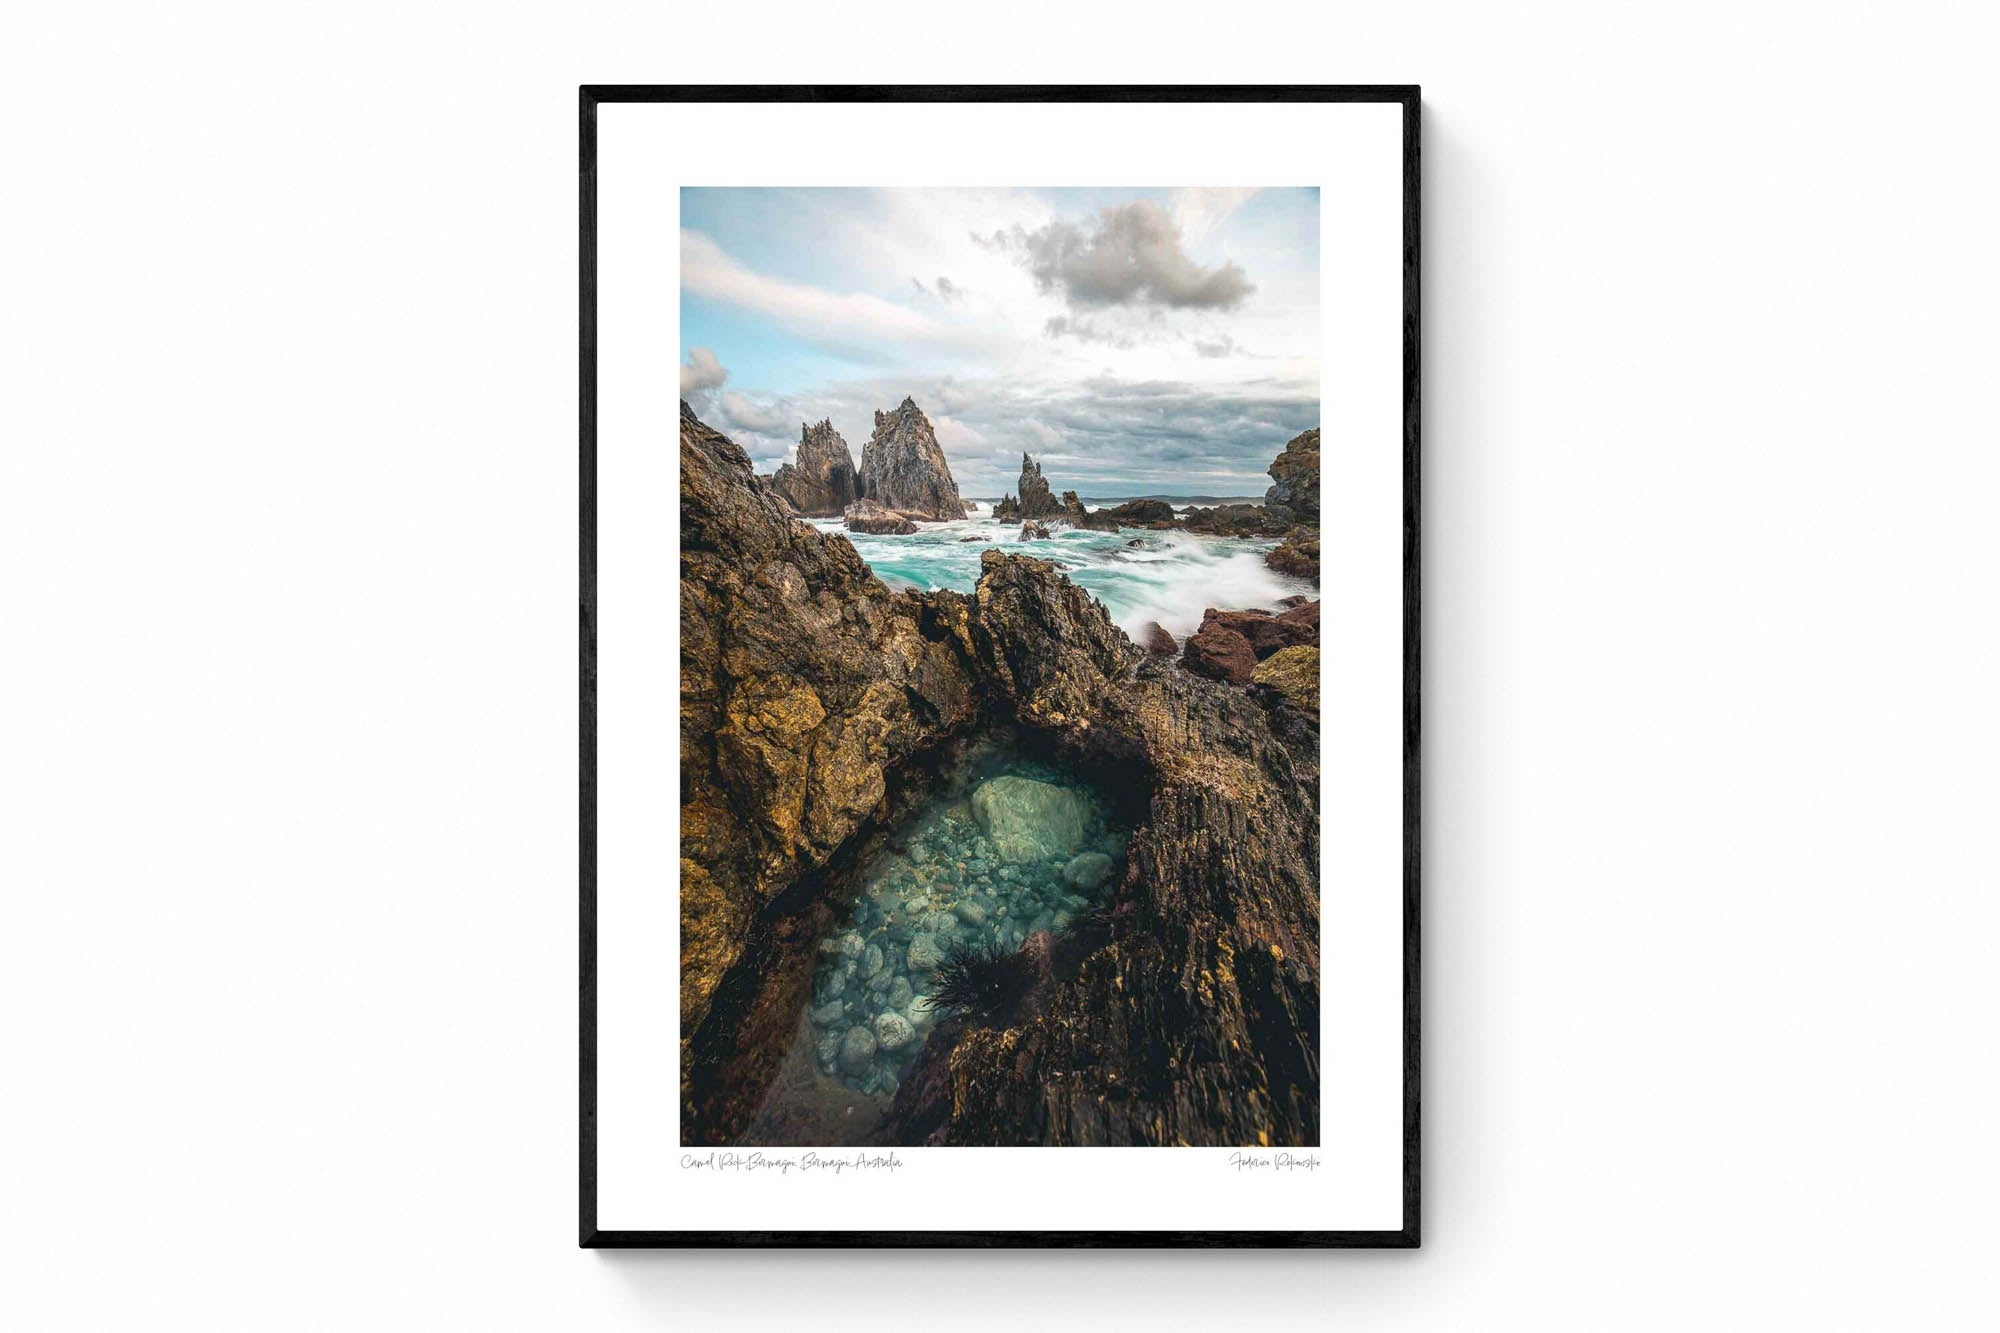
[1266, 532, 1320, 581]
[1138, 620, 1178, 656]
[1181, 622, 1259, 684]
[859, 397, 967, 520]
[843, 497, 920, 534]
[680, 402, 1319, 1149]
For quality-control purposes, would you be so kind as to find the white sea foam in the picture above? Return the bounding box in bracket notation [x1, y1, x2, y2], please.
[811, 514, 1313, 641]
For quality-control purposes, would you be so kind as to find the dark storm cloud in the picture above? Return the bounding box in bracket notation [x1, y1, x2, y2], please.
[984, 201, 1255, 312]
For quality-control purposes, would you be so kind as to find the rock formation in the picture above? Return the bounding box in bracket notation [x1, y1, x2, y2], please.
[1020, 521, 1051, 540]
[1180, 501, 1292, 537]
[678, 400, 1320, 1148]
[1180, 602, 1319, 686]
[858, 397, 967, 520]
[678, 400, 976, 1136]
[843, 498, 918, 534]
[768, 419, 860, 516]
[1264, 428, 1320, 524]
[1057, 490, 1121, 532]
[1097, 498, 1177, 528]
[1252, 646, 1319, 717]
[994, 453, 1061, 522]
[1266, 532, 1320, 581]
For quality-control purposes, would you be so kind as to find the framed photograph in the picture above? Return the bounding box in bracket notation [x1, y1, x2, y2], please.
[581, 85, 1419, 1246]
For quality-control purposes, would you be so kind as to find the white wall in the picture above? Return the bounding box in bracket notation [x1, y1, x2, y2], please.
[5, 1, 1997, 1327]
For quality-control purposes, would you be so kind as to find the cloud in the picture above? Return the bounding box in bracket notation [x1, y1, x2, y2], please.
[935, 275, 960, 301]
[1193, 334, 1238, 359]
[682, 229, 948, 348]
[1172, 188, 1261, 246]
[680, 346, 728, 396]
[696, 374, 1316, 497]
[1044, 314, 1137, 349]
[989, 201, 1255, 312]
[719, 390, 789, 434]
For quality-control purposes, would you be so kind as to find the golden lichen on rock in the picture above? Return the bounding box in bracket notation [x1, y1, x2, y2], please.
[1253, 645, 1320, 716]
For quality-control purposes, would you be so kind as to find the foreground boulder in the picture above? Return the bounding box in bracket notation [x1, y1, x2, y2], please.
[768, 419, 860, 516]
[1197, 601, 1319, 660]
[843, 498, 918, 534]
[679, 401, 1319, 1148]
[1181, 622, 1258, 684]
[859, 397, 967, 520]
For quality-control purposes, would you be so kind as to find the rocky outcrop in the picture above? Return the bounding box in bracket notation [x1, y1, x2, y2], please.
[768, 419, 860, 516]
[1264, 428, 1320, 524]
[679, 401, 1319, 1149]
[679, 401, 977, 1135]
[1253, 646, 1319, 717]
[1180, 502, 1292, 537]
[859, 397, 967, 520]
[1267, 532, 1319, 581]
[1138, 621, 1178, 656]
[891, 551, 1320, 1147]
[1020, 521, 1051, 540]
[996, 453, 1061, 521]
[1098, 498, 1177, 528]
[843, 498, 918, 534]
[1056, 490, 1121, 532]
[1196, 602, 1319, 660]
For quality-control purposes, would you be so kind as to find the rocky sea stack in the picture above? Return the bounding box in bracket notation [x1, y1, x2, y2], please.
[678, 401, 1320, 1148]
[994, 453, 1061, 521]
[769, 419, 860, 516]
[859, 397, 967, 520]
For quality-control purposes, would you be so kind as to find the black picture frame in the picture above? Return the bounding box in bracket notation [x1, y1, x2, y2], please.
[580, 84, 1420, 1248]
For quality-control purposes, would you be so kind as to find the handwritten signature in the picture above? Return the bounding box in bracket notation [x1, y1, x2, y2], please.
[679, 1150, 905, 1176]
[1226, 1151, 1322, 1173]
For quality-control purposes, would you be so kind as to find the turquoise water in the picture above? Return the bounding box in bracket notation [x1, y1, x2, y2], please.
[811, 501, 1313, 640]
[757, 744, 1130, 1128]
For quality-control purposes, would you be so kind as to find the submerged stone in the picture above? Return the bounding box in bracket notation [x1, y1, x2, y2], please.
[838, 1025, 878, 1073]
[907, 932, 944, 972]
[874, 1011, 915, 1052]
[970, 775, 1089, 863]
[1063, 851, 1114, 890]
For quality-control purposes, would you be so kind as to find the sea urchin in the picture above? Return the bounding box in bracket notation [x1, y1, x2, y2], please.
[923, 938, 1032, 1027]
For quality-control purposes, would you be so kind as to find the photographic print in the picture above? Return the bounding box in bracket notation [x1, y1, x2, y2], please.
[585, 87, 1415, 1245]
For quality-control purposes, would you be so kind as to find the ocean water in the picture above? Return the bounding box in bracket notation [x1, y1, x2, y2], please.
[740, 743, 1129, 1144]
[810, 500, 1312, 639]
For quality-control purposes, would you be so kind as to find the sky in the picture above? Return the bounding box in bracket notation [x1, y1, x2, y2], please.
[679, 186, 1319, 497]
